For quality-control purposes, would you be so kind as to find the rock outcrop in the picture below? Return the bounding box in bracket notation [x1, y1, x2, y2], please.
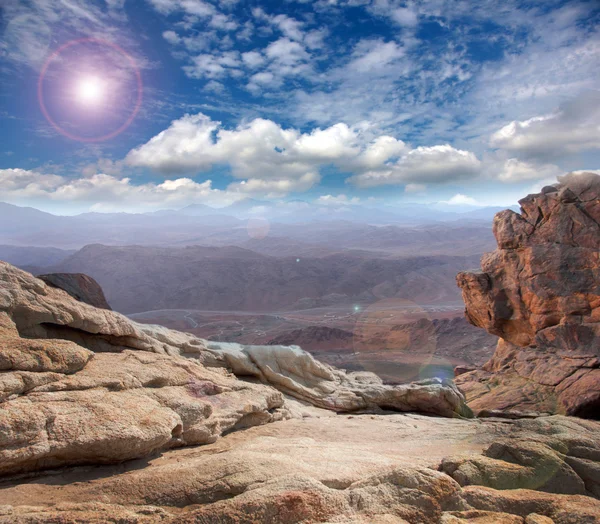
[37, 272, 112, 310]
[456, 172, 600, 417]
[0, 260, 472, 476]
[1, 246, 600, 522]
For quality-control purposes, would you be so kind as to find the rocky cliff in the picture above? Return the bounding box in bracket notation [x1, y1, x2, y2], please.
[456, 172, 600, 417]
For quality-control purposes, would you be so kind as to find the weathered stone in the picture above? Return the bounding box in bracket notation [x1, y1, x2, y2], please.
[0, 261, 472, 420]
[457, 172, 600, 417]
[0, 413, 598, 523]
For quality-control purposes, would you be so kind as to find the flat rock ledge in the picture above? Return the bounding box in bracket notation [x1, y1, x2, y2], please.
[0, 413, 598, 523]
[456, 172, 600, 417]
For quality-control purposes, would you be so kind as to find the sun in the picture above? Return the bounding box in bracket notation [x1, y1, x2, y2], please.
[75, 76, 104, 105]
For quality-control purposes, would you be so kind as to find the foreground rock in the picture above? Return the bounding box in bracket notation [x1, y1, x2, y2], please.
[0, 261, 472, 476]
[37, 272, 112, 310]
[457, 172, 600, 418]
[0, 413, 598, 523]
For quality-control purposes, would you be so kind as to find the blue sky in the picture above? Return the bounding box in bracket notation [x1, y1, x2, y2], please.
[0, 0, 599, 214]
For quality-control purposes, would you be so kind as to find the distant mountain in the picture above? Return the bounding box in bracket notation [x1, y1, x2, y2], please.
[267, 317, 497, 366]
[268, 326, 357, 350]
[0, 200, 498, 255]
[51, 243, 482, 313]
[178, 203, 215, 216]
[0, 245, 75, 268]
[0, 202, 67, 236]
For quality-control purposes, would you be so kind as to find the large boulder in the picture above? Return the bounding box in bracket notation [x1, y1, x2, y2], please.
[38, 272, 112, 310]
[456, 172, 600, 417]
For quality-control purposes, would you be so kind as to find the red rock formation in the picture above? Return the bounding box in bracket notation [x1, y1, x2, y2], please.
[456, 172, 600, 418]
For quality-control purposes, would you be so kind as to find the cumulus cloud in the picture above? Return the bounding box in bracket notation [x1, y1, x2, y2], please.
[228, 172, 320, 197]
[0, 169, 244, 212]
[348, 39, 406, 74]
[126, 113, 374, 177]
[490, 91, 600, 159]
[183, 51, 241, 79]
[0, 168, 64, 194]
[126, 113, 480, 191]
[443, 194, 478, 206]
[496, 158, 562, 182]
[242, 50, 265, 68]
[347, 145, 482, 187]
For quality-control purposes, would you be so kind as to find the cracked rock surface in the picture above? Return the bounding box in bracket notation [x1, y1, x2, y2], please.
[456, 172, 600, 417]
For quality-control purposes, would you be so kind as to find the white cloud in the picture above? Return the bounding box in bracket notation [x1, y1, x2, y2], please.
[443, 194, 478, 206]
[247, 71, 280, 93]
[147, 0, 237, 31]
[347, 145, 481, 187]
[0, 0, 145, 70]
[265, 37, 310, 66]
[390, 7, 418, 27]
[404, 183, 426, 193]
[203, 80, 225, 93]
[228, 172, 320, 197]
[271, 14, 304, 41]
[348, 39, 406, 74]
[496, 158, 562, 182]
[162, 30, 181, 45]
[126, 113, 483, 192]
[241, 50, 265, 68]
[490, 91, 600, 159]
[317, 194, 360, 205]
[0, 168, 63, 193]
[0, 169, 244, 211]
[183, 51, 240, 79]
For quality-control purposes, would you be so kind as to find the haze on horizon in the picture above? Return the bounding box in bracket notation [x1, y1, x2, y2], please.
[1, 0, 599, 215]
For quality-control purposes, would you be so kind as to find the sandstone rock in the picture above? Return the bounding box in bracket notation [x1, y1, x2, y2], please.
[38, 272, 112, 310]
[0, 413, 598, 523]
[457, 172, 600, 417]
[0, 350, 287, 476]
[0, 260, 475, 477]
[206, 342, 473, 418]
[0, 261, 472, 420]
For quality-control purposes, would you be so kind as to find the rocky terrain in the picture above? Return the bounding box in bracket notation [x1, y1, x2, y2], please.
[0, 262, 599, 523]
[266, 318, 496, 364]
[0, 174, 599, 523]
[456, 172, 600, 418]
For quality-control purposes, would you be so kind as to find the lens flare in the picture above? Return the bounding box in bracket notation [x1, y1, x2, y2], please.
[38, 38, 142, 142]
[75, 76, 104, 105]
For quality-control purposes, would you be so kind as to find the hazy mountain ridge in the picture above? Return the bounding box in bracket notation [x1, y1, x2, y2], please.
[48, 243, 481, 314]
[0, 200, 501, 253]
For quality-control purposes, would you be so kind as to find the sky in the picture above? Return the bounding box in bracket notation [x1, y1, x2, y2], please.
[0, 0, 599, 214]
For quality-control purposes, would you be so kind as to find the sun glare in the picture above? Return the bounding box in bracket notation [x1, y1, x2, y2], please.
[75, 76, 104, 105]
